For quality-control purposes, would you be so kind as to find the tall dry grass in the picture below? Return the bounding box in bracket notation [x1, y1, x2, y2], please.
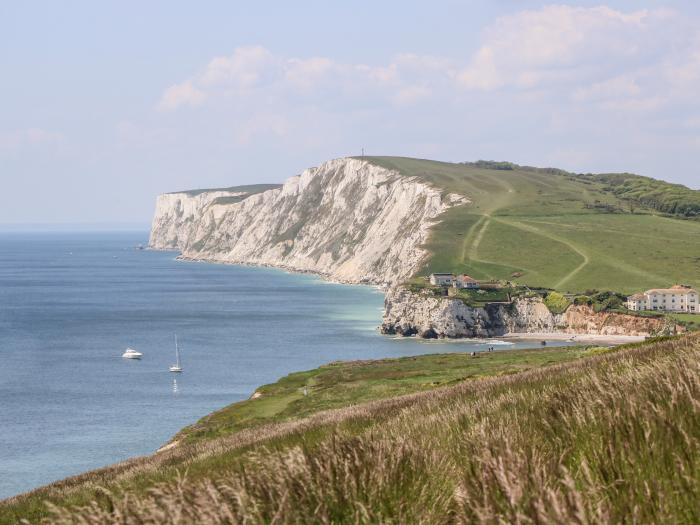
[9, 335, 700, 524]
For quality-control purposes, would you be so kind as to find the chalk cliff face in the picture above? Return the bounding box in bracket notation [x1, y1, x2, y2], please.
[149, 158, 467, 285]
[149, 189, 265, 252]
[381, 288, 681, 338]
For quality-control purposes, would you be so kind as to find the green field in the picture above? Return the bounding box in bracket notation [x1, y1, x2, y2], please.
[362, 157, 700, 294]
[4, 335, 698, 524]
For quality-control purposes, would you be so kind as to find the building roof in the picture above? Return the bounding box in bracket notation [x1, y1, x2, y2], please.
[431, 273, 454, 277]
[628, 293, 646, 300]
[645, 287, 698, 295]
[457, 274, 477, 282]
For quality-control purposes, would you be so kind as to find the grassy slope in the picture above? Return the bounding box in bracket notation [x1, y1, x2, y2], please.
[171, 183, 282, 197]
[4, 335, 698, 524]
[1, 345, 592, 523]
[362, 157, 700, 294]
[176, 346, 586, 443]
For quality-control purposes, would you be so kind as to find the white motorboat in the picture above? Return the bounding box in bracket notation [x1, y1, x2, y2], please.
[122, 347, 143, 359]
[169, 335, 183, 373]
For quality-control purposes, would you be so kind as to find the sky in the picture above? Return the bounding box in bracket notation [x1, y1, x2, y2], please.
[1, 1, 699, 227]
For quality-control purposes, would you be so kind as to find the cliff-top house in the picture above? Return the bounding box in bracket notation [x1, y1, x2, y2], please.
[429, 273, 455, 286]
[429, 273, 481, 289]
[454, 274, 480, 289]
[626, 285, 698, 313]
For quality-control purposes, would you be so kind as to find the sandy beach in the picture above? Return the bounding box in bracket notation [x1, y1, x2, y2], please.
[503, 332, 647, 345]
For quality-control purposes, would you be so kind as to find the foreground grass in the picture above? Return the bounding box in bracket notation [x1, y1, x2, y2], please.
[362, 156, 700, 293]
[3, 335, 699, 523]
[1, 345, 586, 523]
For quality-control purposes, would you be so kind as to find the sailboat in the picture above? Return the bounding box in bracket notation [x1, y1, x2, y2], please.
[169, 335, 183, 373]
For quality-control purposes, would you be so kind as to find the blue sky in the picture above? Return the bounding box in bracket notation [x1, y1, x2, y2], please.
[1, 1, 699, 227]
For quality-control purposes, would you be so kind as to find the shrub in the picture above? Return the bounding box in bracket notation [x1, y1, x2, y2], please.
[574, 295, 591, 306]
[588, 173, 700, 217]
[590, 291, 626, 312]
[544, 291, 571, 314]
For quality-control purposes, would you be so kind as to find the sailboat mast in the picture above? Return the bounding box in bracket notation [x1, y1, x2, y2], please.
[175, 335, 180, 367]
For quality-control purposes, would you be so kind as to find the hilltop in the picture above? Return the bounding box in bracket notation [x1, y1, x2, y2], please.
[362, 157, 700, 293]
[170, 183, 282, 198]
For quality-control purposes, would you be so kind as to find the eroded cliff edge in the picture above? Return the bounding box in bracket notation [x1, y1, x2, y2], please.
[149, 157, 467, 286]
[381, 287, 682, 338]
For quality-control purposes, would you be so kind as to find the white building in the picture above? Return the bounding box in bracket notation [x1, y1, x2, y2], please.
[453, 274, 480, 289]
[429, 273, 455, 286]
[626, 293, 647, 311]
[626, 285, 698, 313]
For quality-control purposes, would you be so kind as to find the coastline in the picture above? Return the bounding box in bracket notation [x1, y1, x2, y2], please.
[503, 332, 646, 345]
[175, 253, 391, 290]
[165, 249, 654, 343]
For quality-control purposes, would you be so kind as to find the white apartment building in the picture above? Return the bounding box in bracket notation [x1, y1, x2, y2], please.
[626, 293, 647, 311]
[626, 285, 698, 313]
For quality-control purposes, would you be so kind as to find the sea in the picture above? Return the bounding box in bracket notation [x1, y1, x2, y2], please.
[0, 232, 575, 499]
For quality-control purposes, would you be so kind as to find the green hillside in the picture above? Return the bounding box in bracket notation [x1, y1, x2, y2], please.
[3, 335, 698, 523]
[172, 183, 281, 198]
[362, 157, 700, 293]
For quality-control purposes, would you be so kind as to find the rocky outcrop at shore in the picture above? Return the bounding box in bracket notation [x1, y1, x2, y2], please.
[149, 158, 467, 286]
[381, 288, 682, 338]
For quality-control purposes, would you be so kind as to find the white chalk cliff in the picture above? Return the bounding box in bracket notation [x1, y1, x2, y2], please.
[149, 157, 467, 285]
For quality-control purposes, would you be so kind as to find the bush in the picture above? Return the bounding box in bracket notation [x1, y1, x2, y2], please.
[574, 295, 591, 306]
[590, 291, 626, 312]
[588, 173, 700, 217]
[544, 291, 571, 314]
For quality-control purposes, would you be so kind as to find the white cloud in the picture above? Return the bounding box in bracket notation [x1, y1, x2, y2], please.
[157, 6, 694, 117]
[157, 81, 206, 111]
[284, 57, 336, 91]
[157, 46, 281, 111]
[458, 6, 672, 91]
[200, 46, 277, 88]
[155, 47, 446, 112]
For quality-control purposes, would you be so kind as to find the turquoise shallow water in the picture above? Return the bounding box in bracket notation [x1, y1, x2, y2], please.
[0, 232, 575, 499]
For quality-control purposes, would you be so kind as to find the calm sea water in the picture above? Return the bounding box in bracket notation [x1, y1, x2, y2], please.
[0, 232, 573, 499]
